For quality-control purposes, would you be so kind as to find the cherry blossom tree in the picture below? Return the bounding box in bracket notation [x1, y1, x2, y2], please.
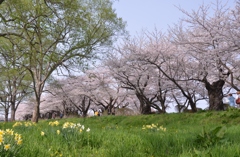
[121, 30, 208, 112]
[105, 35, 172, 114]
[41, 66, 131, 117]
[222, 1, 240, 91]
[42, 76, 93, 118]
[83, 67, 131, 115]
[169, 1, 239, 110]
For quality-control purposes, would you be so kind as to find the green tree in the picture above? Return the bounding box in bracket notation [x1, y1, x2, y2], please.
[0, 38, 32, 122]
[0, 0, 125, 122]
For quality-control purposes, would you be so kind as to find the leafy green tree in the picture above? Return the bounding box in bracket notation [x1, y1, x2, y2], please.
[0, 0, 125, 122]
[0, 38, 32, 121]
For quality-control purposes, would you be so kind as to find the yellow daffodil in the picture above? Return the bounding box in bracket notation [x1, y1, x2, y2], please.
[0, 130, 4, 135]
[13, 122, 23, 127]
[57, 130, 60, 135]
[6, 129, 14, 135]
[4, 144, 10, 150]
[17, 139, 22, 145]
[41, 131, 45, 136]
[0, 136, 3, 144]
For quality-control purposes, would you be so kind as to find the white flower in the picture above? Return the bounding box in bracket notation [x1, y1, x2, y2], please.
[81, 125, 85, 130]
[86, 128, 90, 132]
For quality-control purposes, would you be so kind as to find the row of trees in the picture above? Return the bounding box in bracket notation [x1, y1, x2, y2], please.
[38, 0, 240, 116]
[0, 0, 126, 122]
[1, 0, 240, 121]
[104, 0, 240, 113]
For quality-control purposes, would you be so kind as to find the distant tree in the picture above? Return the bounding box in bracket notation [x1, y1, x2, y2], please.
[0, 0, 126, 122]
[44, 77, 93, 118]
[84, 67, 130, 115]
[105, 38, 170, 114]
[44, 66, 131, 117]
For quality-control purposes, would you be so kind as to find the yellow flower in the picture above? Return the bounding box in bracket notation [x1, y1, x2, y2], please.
[57, 130, 60, 135]
[54, 121, 59, 126]
[41, 131, 45, 136]
[14, 133, 21, 139]
[6, 129, 14, 135]
[0, 136, 3, 144]
[17, 139, 22, 145]
[4, 144, 10, 150]
[13, 122, 23, 127]
[151, 124, 157, 128]
[0, 130, 4, 135]
[49, 121, 59, 126]
[79, 129, 83, 133]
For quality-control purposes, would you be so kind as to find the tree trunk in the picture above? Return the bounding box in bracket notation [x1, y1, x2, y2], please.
[205, 79, 225, 110]
[188, 99, 197, 112]
[141, 104, 151, 114]
[10, 102, 16, 121]
[32, 101, 40, 122]
[10, 107, 15, 121]
[136, 93, 151, 114]
[4, 108, 8, 122]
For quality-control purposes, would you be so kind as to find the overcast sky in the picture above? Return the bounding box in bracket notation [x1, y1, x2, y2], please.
[113, 0, 236, 36]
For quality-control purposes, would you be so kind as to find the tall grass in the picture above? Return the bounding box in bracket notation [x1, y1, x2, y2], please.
[1, 110, 240, 157]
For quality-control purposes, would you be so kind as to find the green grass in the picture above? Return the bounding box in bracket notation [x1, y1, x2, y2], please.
[1, 110, 240, 157]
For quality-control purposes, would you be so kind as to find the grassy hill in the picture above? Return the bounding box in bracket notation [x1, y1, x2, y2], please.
[1, 109, 240, 157]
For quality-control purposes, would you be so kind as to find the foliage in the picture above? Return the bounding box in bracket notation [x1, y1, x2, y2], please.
[195, 126, 227, 148]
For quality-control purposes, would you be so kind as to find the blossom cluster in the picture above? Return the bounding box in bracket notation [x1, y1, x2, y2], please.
[142, 124, 166, 132]
[0, 129, 23, 155]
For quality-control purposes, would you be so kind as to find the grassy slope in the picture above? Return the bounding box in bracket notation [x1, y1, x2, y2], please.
[1, 110, 240, 157]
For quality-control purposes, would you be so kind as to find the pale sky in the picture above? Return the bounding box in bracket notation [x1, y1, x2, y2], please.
[113, 0, 236, 36]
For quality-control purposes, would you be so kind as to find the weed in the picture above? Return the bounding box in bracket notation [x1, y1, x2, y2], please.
[195, 126, 227, 148]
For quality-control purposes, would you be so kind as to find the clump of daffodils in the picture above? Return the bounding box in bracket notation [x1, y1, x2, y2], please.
[49, 121, 60, 126]
[0, 129, 23, 156]
[61, 122, 90, 142]
[142, 124, 166, 132]
[62, 122, 90, 133]
[13, 121, 36, 128]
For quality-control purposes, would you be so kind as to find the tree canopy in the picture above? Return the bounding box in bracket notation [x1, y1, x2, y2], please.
[0, 0, 126, 122]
